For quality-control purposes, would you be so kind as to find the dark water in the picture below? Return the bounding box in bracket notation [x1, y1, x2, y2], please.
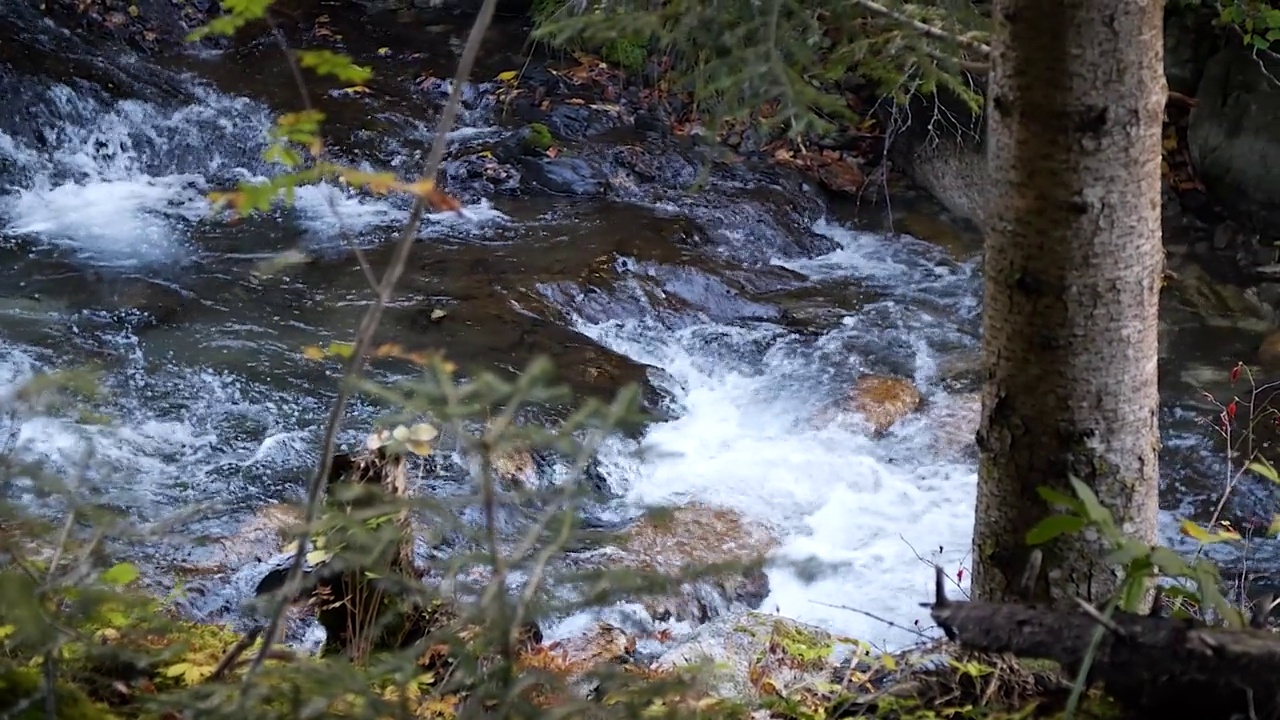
[0, 6, 1276, 651]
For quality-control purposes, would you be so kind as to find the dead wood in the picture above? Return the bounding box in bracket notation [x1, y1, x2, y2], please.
[254, 446, 542, 664]
[926, 565, 1280, 720]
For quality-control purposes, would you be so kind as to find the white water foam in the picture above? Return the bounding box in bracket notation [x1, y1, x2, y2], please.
[0, 82, 274, 266]
[0, 79, 507, 266]
[571, 217, 981, 651]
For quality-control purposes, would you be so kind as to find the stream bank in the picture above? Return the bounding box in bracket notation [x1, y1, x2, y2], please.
[0, 0, 1278, 668]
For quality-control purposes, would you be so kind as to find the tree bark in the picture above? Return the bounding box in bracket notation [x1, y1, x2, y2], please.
[972, 0, 1166, 605]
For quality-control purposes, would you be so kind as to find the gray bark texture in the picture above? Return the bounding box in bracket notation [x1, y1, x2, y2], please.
[972, 0, 1166, 605]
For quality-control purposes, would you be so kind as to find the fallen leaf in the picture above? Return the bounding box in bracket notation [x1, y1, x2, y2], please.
[376, 46, 391, 56]
[429, 308, 447, 321]
[496, 70, 519, 82]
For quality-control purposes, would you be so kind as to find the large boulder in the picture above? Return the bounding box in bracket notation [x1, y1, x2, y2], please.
[814, 374, 923, 436]
[1188, 45, 1280, 244]
[653, 612, 843, 701]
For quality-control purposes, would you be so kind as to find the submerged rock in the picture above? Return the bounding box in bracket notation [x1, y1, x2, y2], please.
[518, 156, 609, 196]
[654, 611, 843, 701]
[921, 392, 982, 461]
[815, 374, 923, 436]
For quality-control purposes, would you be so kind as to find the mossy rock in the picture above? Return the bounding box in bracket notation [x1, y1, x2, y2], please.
[0, 666, 119, 720]
[524, 123, 555, 152]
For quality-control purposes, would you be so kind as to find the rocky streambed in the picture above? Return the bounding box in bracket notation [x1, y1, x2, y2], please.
[1, 0, 1280, 673]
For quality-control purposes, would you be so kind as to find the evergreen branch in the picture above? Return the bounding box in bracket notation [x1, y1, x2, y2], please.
[852, 0, 992, 56]
[241, 0, 500, 688]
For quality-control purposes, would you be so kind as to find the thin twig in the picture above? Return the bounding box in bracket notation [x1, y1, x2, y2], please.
[244, 0, 499, 684]
[851, 0, 991, 56]
[808, 599, 934, 640]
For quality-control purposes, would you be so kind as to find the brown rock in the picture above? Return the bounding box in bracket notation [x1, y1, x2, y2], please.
[844, 375, 922, 435]
[520, 622, 636, 700]
[489, 446, 538, 489]
[573, 504, 779, 624]
[544, 622, 635, 671]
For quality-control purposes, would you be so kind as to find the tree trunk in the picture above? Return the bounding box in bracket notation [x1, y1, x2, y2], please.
[972, 0, 1166, 605]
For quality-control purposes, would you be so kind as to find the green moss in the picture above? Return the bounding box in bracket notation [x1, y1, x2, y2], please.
[524, 123, 555, 152]
[0, 666, 118, 720]
[602, 37, 648, 73]
[769, 620, 833, 667]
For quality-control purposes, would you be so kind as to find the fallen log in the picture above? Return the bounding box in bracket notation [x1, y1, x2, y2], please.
[927, 565, 1280, 720]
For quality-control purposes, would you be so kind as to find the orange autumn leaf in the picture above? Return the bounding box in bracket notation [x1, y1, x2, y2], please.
[406, 181, 463, 213]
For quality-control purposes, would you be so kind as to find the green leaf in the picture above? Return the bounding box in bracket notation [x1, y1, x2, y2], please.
[102, 562, 139, 586]
[1035, 485, 1083, 511]
[296, 50, 373, 84]
[1251, 34, 1270, 50]
[163, 662, 192, 678]
[1068, 477, 1115, 534]
[1149, 547, 1193, 577]
[1249, 458, 1279, 484]
[1106, 539, 1151, 568]
[1269, 514, 1280, 537]
[1025, 514, 1086, 545]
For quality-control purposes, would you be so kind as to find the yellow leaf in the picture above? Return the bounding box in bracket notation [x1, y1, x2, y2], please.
[127, 5, 139, 17]
[1269, 514, 1280, 537]
[496, 70, 519, 82]
[376, 46, 392, 56]
[340, 85, 371, 94]
[302, 346, 325, 361]
[1179, 518, 1241, 544]
[326, 341, 355, 358]
[0, 624, 15, 640]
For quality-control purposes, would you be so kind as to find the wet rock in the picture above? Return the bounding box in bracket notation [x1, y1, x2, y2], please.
[527, 621, 636, 698]
[934, 351, 982, 394]
[921, 392, 981, 460]
[567, 504, 778, 625]
[488, 444, 539, 489]
[821, 375, 923, 435]
[172, 503, 304, 577]
[612, 144, 701, 190]
[1164, 259, 1275, 330]
[654, 611, 842, 701]
[1188, 44, 1280, 243]
[895, 211, 983, 260]
[537, 102, 627, 142]
[107, 278, 192, 327]
[518, 156, 609, 196]
[883, 87, 989, 229]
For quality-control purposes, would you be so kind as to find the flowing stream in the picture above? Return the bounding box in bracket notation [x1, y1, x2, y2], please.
[2, 10, 1278, 653]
